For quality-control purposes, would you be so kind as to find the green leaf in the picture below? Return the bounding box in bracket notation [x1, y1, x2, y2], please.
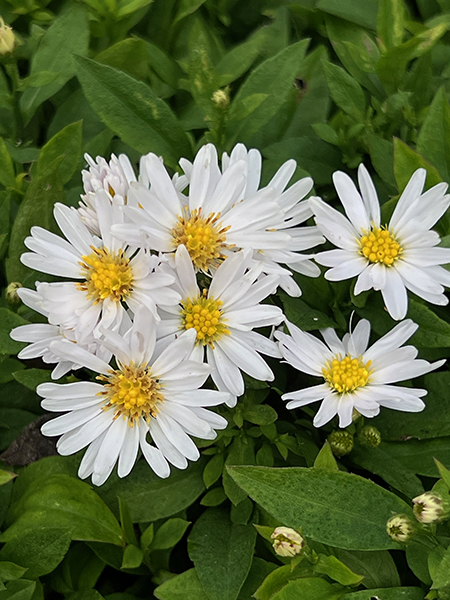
[406, 535, 433, 585]
[227, 466, 411, 550]
[377, 0, 404, 51]
[342, 588, 424, 599]
[20, 5, 89, 121]
[0, 562, 27, 582]
[150, 518, 190, 551]
[317, 0, 378, 29]
[0, 471, 16, 486]
[226, 40, 309, 146]
[408, 301, 450, 347]
[216, 27, 270, 87]
[393, 137, 442, 193]
[0, 309, 27, 355]
[98, 459, 205, 522]
[146, 42, 183, 89]
[367, 134, 396, 188]
[0, 529, 71, 579]
[280, 293, 337, 331]
[0, 139, 16, 189]
[372, 372, 450, 440]
[313, 442, 338, 471]
[115, 0, 153, 19]
[270, 577, 342, 600]
[0, 580, 36, 600]
[417, 87, 450, 181]
[223, 436, 255, 505]
[323, 61, 366, 122]
[382, 438, 450, 476]
[13, 369, 52, 391]
[75, 56, 191, 168]
[434, 458, 450, 490]
[188, 508, 257, 600]
[38, 122, 83, 185]
[314, 554, 363, 586]
[119, 497, 138, 546]
[203, 454, 225, 488]
[121, 545, 143, 570]
[431, 544, 450, 588]
[335, 549, 401, 588]
[174, 0, 207, 23]
[200, 488, 227, 507]
[140, 523, 153, 551]
[96, 38, 150, 82]
[2, 474, 122, 546]
[6, 158, 64, 287]
[238, 558, 278, 600]
[154, 569, 208, 600]
[242, 405, 277, 426]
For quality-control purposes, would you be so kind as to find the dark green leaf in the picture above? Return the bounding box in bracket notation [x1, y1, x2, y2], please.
[335, 549, 401, 588]
[0, 580, 36, 600]
[13, 370, 52, 391]
[343, 588, 424, 599]
[0, 309, 27, 355]
[323, 61, 366, 122]
[0, 139, 15, 189]
[313, 442, 338, 471]
[200, 487, 227, 507]
[270, 577, 342, 600]
[0, 563, 27, 582]
[154, 569, 208, 600]
[227, 466, 410, 550]
[0, 471, 16, 487]
[188, 508, 257, 600]
[151, 518, 190, 551]
[121, 545, 143, 570]
[382, 439, 450, 476]
[96, 39, 150, 82]
[280, 293, 337, 331]
[313, 554, 363, 586]
[417, 87, 450, 181]
[203, 454, 225, 488]
[393, 137, 442, 193]
[317, 0, 378, 29]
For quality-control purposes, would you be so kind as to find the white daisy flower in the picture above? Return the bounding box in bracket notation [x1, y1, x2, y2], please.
[10, 286, 118, 379]
[310, 165, 450, 320]
[38, 308, 230, 486]
[111, 144, 291, 274]
[276, 318, 444, 428]
[79, 153, 137, 236]
[20, 193, 180, 341]
[156, 245, 284, 406]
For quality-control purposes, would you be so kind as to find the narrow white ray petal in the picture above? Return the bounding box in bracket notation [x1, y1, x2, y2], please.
[357, 164, 380, 226]
[157, 412, 199, 461]
[92, 416, 128, 484]
[56, 410, 112, 455]
[175, 245, 200, 298]
[389, 169, 426, 229]
[337, 395, 355, 428]
[166, 390, 230, 407]
[54, 203, 94, 255]
[38, 381, 104, 398]
[381, 267, 408, 321]
[78, 432, 107, 480]
[363, 320, 417, 363]
[324, 256, 367, 281]
[313, 393, 340, 427]
[333, 171, 370, 231]
[208, 343, 244, 397]
[283, 383, 329, 405]
[268, 160, 297, 193]
[117, 424, 140, 478]
[149, 418, 188, 469]
[49, 339, 111, 375]
[41, 395, 102, 411]
[139, 425, 171, 478]
[189, 144, 221, 211]
[314, 249, 358, 268]
[217, 335, 274, 381]
[146, 153, 182, 215]
[151, 329, 197, 376]
[320, 328, 346, 354]
[347, 319, 371, 356]
[41, 404, 102, 436]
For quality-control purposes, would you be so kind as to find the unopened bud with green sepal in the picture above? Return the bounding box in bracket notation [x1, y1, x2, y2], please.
[271, 526, 305, 558]
[328, 430, 353, 457]
[358, 425, 381, 448]
[413, 491, 450, 524]
[386, 514, 417, 543]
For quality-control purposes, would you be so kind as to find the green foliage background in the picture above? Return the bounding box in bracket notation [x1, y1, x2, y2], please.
[1, 0, 450, 598]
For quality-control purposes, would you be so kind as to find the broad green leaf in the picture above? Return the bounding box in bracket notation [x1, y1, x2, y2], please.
[188, 508, 256, 600]
[367, 134, 396, 188]
[18, 71, 59, 91]
[0, 471, 16, 487]
[119, 498, 138, 547]
[115, 0, 153, 18]
[280, 293, 337, 331]
[6, 158, 64, 287]
[313, 442, 338, 471]
[253, 564, 317, 600]
[154, 569, 208, 600]
[20, 5, 89, 121]
[75, 56, 191, 168]
[0, 309, 26, 355]
[2, 474, 122, 546]
[408, 301, 450, 348]
[393, 137, 442, 193]
[146, 41, 183, 89]
[174, 0, 207, 23]
[349, 446, 424, 497]
[377, 0, 404, 51]
[98, 459, 205, 522]
[335, 549, 401, 588]
[406, 535, 433, 584]
[417, 87, 450, 181]
[238, 558, 278, 600]
[343, 588, 424, 599]
[150, 518, 190, 551]
[382, 439, 450, 476]
[317, 0, 378, 29]
[38, 121, 83, 185]
[121, 545, 143, 570]
[0, 562, 27, 582]
[13, 369, 52, 391]
[0, 139, 15, 189]
[223, 436, 255, 505]
[431, 544, 450, 588]
[0, 529, 71, 579]
[140, 523, 153, 550]
[313, 554, 363, 586]
[0, 579, 36, 600]
[271, 577, 342, 600]
[435, 459, 450, 490]
[226, 40, 309, 146]
[216, 27, 270, 87]
[200, 488, 227, 507]
[372, 372, 450, 440]
[227, 466, 411, 550]
[203, 454, 225, 488]
[323, 61, 366, 122]
[97, 38, 150, 82]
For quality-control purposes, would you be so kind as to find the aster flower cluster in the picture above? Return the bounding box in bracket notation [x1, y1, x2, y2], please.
[11, 144, 449, 485]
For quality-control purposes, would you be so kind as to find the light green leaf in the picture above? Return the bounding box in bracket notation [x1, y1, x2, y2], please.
[317, 0, 378, 29]
[154, 569, 208, 600]
[323, 61, 366, 122]
[13, 369, 52, 391]
[227, 466, 411, 550]
[2, 474, 123, 546]
[121, 545, 143, 570]
[96, 38, 150, 82]
[393, 137, 442, 193]
[408, 301, 450, 348]
[335, 549, 401, 588]
[115, 0, 153, 18]
[227, 40, 309, 146]
[417, 87, 450, 181]
[377, 0, 404, 51]
[0, 529, 71, 579]
[146, 42, 183, 89]
[0, 139, 15, 189]
[216, 27, 270, 87]
[343, 588, 424, 599]
[188, 508, 257, 600]
[200, 488, 227, 507]
[434, 459, 450, 491]
[0, 580, 36, 600]
[271, 577, 342, 600]
[431, 544, 450, 588]
[174, 0, 207, 23]
[313, 554, 363, 586]
[18, 72, 59, 91]
[38, 121, 83, 185]
[0, 471, 16, 487]
[98, 459, 205, 522]
[203, 454, 225, 489]
[0, 309, 27, 355]
[223, 437, 255, 505]
[151, 518, 190, 551]
[75, 56, 191, 168]
[0, 562, 27, 582]
[20, 5, 89, 121]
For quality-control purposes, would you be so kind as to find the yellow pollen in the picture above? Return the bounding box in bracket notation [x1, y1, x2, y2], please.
[77, 246, 133, 303]
[98, 364, 164, 424]
[322, 355, 372, 394]
[172, 207, 232, 270]
[359, 227, 401, 266]
[181, 290, 230, 346]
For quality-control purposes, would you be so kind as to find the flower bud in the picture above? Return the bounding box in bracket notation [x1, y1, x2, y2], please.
[412, 491, 450, 524]
[0, 18, 16, 55]
[5, 281, 22, 306]
[211, 89, 230, 109]
[328, 430, 353, 457]
[271, 526, 305, 558]
[358, 425, 381, 448]
[386, 514, 416, 543]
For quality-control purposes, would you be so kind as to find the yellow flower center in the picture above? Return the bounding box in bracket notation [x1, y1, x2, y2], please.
[322, 355, 372, 394]
[98, 365, 164, 423]
[359, 227, 401, 266]
[77, 246, 133, 303]
[181, 291, 230, 346]
[172, 207, 231, 271]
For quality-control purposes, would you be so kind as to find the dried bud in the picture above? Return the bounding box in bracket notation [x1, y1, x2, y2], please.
[271, 526, 305, 558]
[6, 281, 22, 306]
[358, 425, 381, 448]
[413, 492, 450, 524]
[328, 430, 354, 457]
[0, 18, 15, 55]
[211, 89, 230, 109]
[386, 514, 416, 543]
